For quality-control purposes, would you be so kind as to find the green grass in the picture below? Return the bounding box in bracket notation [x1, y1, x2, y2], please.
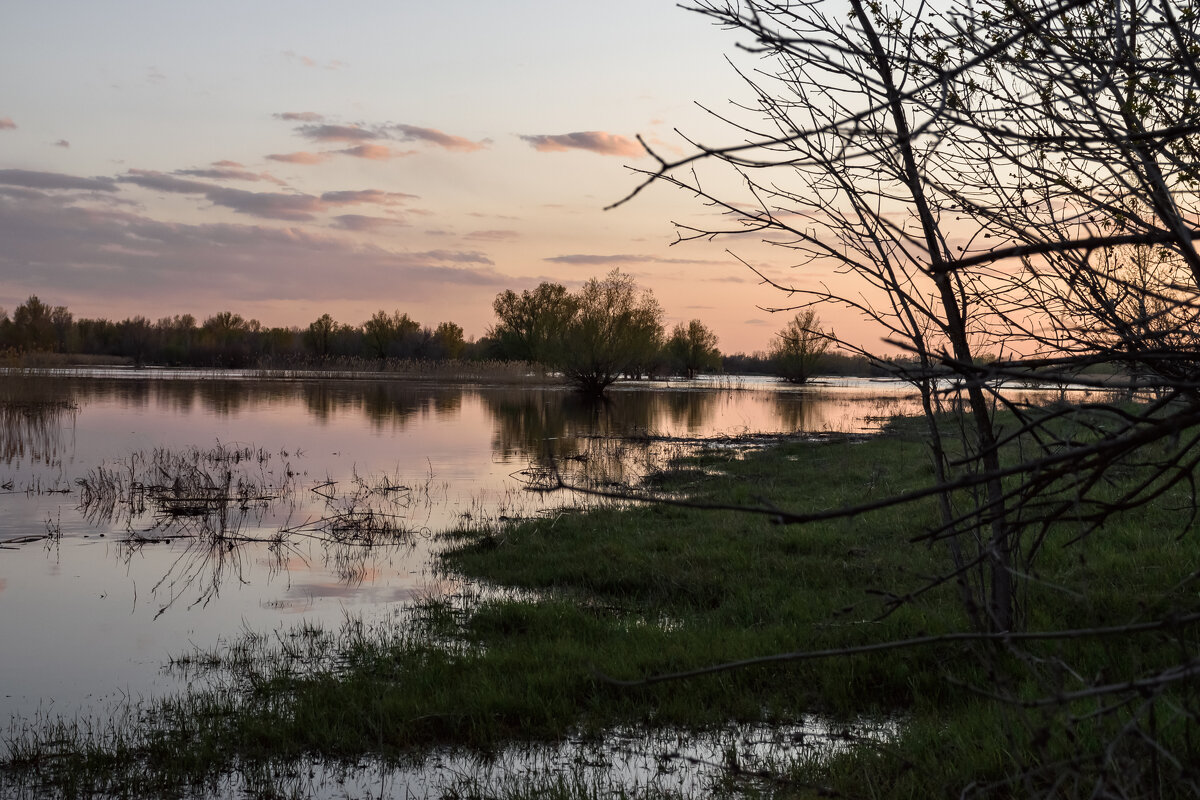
[5, 409, 1200, 798]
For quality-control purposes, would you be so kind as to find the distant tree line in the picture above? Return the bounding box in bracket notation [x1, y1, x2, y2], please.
[0, 296, 476, 369]
[0, 276, 858, 389]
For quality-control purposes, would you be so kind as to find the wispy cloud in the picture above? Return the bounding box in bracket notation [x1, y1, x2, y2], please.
[266, 151, 330, 165]
[520, 131, 643, 157]
[338, 144, 413, 160]
[465, 229, 519, 241]
[119, 170, 214, 194]
[320, 189, 416, 206]
[414, 249, 494, 264]
[282, 118, 487, 155]
[274, 111, 324, 122]
[297, 124, 377, 143]
[283, 50, 317, 67]
[388, 124, 488, 152]
[332, 214, 407, 232]
[118, 170, 416, 220]
[544, 253, 723, 266]
[0, 169, 117, 192]
[120, 169, 323, 220]
[176, 163, 281, 183]
[0, 118, 15, 131]
[282, 51, 346, 70]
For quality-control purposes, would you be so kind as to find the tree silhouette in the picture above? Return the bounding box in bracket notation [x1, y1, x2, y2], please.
[490, 283, 578, 365]
[769, 310, 828, 385]
[667, 319, 722, 379]
[558, 270, 665, 395]
[608, 0, 1200, 791]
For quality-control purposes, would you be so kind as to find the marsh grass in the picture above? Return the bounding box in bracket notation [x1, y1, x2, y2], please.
[76, 444, 293, 529]
[69, 445, 435, 610]
[5, 405, 1200, 797]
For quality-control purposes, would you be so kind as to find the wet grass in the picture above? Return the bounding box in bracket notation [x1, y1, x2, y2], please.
[4, 408, 1200, 797]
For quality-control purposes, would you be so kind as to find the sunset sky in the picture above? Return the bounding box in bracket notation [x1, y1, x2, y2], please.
[0, 1, 852, 354]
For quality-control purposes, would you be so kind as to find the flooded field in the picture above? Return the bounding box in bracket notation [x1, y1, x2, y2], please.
[0, 371, 1105, 796]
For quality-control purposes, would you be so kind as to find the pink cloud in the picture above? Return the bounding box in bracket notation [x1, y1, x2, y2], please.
[465, 229, 520, 241]
[282, 50, 316, 68]
[389, 124, 488, 152]
[545, 253, 722, 266]
[0, 118, 16, 130]
[266, 151, 331, 165]
[274, 111, 324, 122]
[338, 144, 412, 160]
[520, 131, 644, 157]
[281, 53, 345, 71]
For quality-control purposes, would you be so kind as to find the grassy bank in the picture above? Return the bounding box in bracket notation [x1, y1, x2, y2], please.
[4, 412, 1200, 797]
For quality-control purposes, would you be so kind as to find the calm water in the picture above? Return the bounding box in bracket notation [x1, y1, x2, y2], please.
[0, 372, 931, 725]
[0, 371, 1100, 770]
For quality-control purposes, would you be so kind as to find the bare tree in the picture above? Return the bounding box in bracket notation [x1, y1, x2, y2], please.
[605, 0, 1200, 793]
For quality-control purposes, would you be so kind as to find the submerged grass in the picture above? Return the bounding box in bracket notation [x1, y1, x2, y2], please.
[4, 406, 1200, 797]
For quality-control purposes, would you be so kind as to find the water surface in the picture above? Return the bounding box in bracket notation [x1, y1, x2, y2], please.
[0, 372, 1096, 726]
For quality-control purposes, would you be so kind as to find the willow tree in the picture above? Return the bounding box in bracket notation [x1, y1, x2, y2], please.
[490, 282, 578, 366]
[666, 319, 722, 379]
[559, 269, 664, 395]
[769, 310, 828, 384]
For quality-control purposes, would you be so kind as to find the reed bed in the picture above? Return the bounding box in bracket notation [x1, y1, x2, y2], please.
[68, 444, 442, 607]
[76, 444, 293, 530]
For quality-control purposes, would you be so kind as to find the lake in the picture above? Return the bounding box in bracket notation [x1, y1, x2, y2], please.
[0, 370, 1101, 792]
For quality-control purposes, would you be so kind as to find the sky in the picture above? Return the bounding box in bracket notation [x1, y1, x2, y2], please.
[0, 0, 850, 354]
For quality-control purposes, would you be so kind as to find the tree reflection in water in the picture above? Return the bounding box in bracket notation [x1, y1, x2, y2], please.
[484, 389, 727, 494]
[3, 374, 928, 619]
[0, 378, 77, 468]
